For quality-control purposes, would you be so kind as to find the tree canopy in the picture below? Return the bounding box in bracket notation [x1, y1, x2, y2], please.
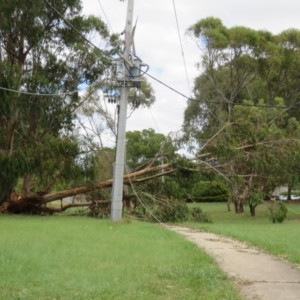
[0, 0, 111, 203]
[126, 128, 175, 168]
[183, 17, 300, 214]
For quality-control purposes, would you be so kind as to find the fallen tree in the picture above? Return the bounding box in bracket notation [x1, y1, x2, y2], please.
[0, 163, 175, 215]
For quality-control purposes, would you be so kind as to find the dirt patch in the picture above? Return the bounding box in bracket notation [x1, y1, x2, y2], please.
[166, 225, 300, 300]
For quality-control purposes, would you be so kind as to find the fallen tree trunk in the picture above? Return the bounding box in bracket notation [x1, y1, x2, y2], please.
[44, 163, 174, 202]
[0, 196, 111, 214]
[1, 163, 175, 214]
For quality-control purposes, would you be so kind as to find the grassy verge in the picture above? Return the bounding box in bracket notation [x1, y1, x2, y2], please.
[185, 202, 300, 265]
[0, 215, 241, 300]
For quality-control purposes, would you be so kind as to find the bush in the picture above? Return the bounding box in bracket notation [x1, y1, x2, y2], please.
[191, 181, 229, 202]
[153, 199, 189, 223]
[190, 207, 213, 223]
[267, 201, 288, 223]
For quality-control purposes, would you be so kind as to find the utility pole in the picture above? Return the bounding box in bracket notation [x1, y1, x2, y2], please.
[110, 0, 135, 222]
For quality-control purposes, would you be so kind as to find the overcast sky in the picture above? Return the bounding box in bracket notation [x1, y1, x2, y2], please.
[81, 0, 300, 139]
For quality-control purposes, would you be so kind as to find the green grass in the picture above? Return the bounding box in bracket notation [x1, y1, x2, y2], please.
[185, 202, 300, 265]
[0, 215, 241, 300]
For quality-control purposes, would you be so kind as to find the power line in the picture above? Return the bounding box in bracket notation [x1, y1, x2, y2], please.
[44, 0, 175, 113]
[0, 1, 117, 99]
[0, 86, 78, 97]
[0, 76, 298, 110]
[96, 0, 114, 33]
[199, 99, 299, 109]
[147, 107, 161, 133]
[145, 72, 300, 109]
[171, 0, 192, 98]
[145, 72, 191, 100]
[125, 164, 167, 226]
[14, 0, 300, 111]
[44, 0, 116, 62]
[0, 80, 106, 98]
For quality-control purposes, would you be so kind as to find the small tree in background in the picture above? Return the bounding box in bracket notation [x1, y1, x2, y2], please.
[267, 201, 288, 223]
[191, 180, 229, 203]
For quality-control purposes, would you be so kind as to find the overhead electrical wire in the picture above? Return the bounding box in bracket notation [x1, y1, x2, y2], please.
[0, 80, 106, 98]
[1, 0, 296, 111]
[144, 72, 300, 109]
[0, 86, 79, 97]
[0, 0, 117, 98]
[147, 107, 161, 133]
[124, 164, 167, 226]
[171, 0, 192, 98]
[44, 0, 116, 62]
[43, 1, 193, 106]
[45, 0, 297, 110]
[96, 0, 114, 33]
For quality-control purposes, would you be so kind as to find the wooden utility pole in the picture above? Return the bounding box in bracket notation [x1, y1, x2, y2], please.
[110, 0, 135, 222]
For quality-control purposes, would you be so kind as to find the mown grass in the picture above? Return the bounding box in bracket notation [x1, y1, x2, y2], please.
[185, 202, 300, 265]
[0, 215, 242, 300]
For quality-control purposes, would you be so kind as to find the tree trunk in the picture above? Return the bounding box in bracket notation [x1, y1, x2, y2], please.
[249, 204, 257, 217]
[227, 195, 232, 212]
[234, 199, 244, 213]
[227, 200, 231, 212]
[287, 186, 292, 200]
[0, 163, 175, 214]
[0, 196, 110, 215]
[43, 164, 174, 202]
[5, 111, 18, 153]
[22, 174, 33, 197]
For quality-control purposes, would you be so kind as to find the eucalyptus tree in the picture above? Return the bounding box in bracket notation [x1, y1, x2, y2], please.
[78, 77, 156, 146]
[0, 0, 112, 202]
[125, 129, 201, 201]
[126, 128, 174, 169]
[183, 17, 300, 213]
[184, 17, 300, 134]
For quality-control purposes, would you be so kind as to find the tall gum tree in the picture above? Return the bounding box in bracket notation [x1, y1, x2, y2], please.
[0, 0, 112, 203]
[184, 17, 300, 213]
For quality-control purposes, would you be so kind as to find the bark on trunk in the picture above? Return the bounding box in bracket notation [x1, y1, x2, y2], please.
[0, 196, 110, 215]
[234, 199, 244, 213]
[227, 195, 232, 212]
[5, 114, 17, 153]
[22, 174, 32, 197]
[249, 204, 257, 217]
[287, 186, 292, 200]
[0, 163, 175, 214]
[43, 164, 174, 202]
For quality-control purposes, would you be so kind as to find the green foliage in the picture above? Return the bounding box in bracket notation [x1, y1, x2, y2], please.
[183, 17, 300, 201]
[246, 191, 264, 206]
[0, 0, 113, 202]
[267, 201, 288, 223]
[128, 79, 156, 109]
[0, 150, 28, 200]
[190, 207, 213, 223]
[191, 181, 229, 202]
[152, 199, 189, 223]
[159, 166, 202, 201]
[126, 128, 175, 168]
[189, 17, 229, 49]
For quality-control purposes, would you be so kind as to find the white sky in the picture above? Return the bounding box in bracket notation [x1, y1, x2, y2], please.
[81, 0, 300, 138]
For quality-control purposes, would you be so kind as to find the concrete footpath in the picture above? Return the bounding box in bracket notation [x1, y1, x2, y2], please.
[166, 226, 300, 300]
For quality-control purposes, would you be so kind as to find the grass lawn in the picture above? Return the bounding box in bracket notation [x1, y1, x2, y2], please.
[184, 202, 300, 265]
[0, 215, 242, 300]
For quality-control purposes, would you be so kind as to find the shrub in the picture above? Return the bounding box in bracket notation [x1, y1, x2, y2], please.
[190, 207, 213, 223]
[153, 199, 189, 223]
[191, 181, 229, 202]
[267, 201, 288, 223]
